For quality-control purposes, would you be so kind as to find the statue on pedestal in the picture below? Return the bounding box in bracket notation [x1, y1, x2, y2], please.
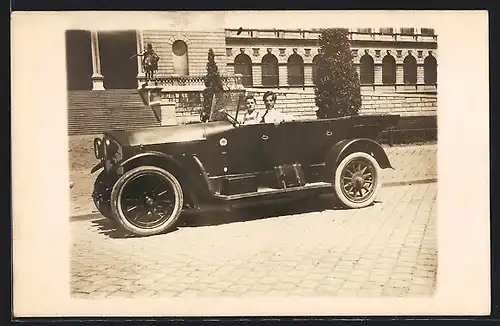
[130, 43, 160, 83]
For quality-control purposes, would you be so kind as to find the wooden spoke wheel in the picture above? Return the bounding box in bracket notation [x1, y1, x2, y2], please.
[110, 166, 184, 236]
[334, 152, 382, 209]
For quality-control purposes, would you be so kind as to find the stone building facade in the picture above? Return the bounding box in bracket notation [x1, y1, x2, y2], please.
[225, 28, 437, 94]
[66, 27, 437, 94]
[66, 27, 438, 134]
[66, 29, 229, 91]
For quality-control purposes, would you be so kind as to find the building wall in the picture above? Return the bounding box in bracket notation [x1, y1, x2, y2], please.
[67, 88, 437, 134]
[72, 27, 437, 94]
[167, 89, 437, 125]
[142, 30, 227, 76]
[225, 28, 438, 93]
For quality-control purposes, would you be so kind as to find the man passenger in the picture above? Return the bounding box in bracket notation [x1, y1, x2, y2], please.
[260, 91, 289, 125]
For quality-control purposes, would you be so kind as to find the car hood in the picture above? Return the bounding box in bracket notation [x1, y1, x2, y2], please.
[105, 121, 234, 146]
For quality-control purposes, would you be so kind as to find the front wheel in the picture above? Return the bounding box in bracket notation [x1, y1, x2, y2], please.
[333, 152, 382, 209]
[92, 171, 114, 220]
[110, 166, 184, 236]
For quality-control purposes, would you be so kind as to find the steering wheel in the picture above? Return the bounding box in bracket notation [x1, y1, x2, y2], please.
[218, 109, 240, 127]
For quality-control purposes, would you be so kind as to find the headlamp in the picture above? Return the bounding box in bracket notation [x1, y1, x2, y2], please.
[93, 138, 103, 159]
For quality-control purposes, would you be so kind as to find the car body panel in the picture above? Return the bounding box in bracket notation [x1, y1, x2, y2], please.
[91, 87, 400, 217]
[93, 115, 398, 207]
[105, 121, 234, 147]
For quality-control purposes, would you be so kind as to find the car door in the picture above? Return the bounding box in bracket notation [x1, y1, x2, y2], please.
[206, 122, 276, 177]
[252, 122, 281, 172]
[274, 119, 344, 166]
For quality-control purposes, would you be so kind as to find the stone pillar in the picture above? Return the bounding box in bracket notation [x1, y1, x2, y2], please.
[146, 87, 178, 126]
[374, 65, 383, 85]
[304, 65, 313, 86]
[279, 65, 288, 88]
[136, 30, 145, 87]
[90, 31, 104, 90]
[252, 65, 262, 87]
[417, 65, 425, 84]
[396, 65, 404, 84]
[151, 100, 178, 126]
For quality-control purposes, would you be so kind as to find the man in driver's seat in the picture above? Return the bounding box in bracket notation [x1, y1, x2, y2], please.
[239, 94, 261, 125]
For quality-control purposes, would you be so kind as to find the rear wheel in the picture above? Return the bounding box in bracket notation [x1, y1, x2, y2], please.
[333, 152, 382, 209]
[110, 166, 184, 236]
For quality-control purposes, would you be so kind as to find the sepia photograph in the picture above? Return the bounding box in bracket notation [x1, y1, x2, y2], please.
[11, 10, 490, 317]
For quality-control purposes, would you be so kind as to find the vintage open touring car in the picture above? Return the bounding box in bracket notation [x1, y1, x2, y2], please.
[91, 91, 400, 237]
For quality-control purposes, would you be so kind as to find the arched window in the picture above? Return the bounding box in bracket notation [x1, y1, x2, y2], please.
[424, 54, 437, 84]
[359, 54, 374, 85]
[287, 54, 304, 86]
[172, 40, 189, 75]
[382, 54, 396, 84]
[234, 53, 253, 87]
[312, 55, 320, 85]
[403, 54, 417, 84]
[261, 53, 279, 87]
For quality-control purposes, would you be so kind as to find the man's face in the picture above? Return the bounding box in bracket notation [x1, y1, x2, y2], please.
[246, 99, 255, 112]
[264, 95, 275, 110]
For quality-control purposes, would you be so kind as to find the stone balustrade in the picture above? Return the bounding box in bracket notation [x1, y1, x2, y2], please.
[138, 74, 245, 92]
[225, 28, 437, 43]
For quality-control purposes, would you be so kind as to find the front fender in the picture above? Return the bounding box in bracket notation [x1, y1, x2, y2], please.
[90, 161, 104, 174]
[113, 151, 182, 172]
[325, 138, 393, 173]
[113, 151, 214, 206]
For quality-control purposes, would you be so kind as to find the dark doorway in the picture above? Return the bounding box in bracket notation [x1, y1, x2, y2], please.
[382, 55, 396, 84]
[403, 55, 417, 85]
[359, 54, 374, 85]
[424, 55, 437, 85]
[65, 30, 93, 91]
[98, 31, 138, 89]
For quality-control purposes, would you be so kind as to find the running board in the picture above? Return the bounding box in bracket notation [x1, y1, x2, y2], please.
[213, 182, 332, 201]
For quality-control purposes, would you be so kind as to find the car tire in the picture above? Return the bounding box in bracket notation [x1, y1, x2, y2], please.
[333, 152, 382, 209]
[92, 171, 114, 220]
[110, 166, 184, 237]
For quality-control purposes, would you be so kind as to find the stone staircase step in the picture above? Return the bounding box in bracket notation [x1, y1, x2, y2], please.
[68, 89, 160, 135]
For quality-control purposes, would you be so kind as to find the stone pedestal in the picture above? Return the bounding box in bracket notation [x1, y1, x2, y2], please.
[136, 73, 146, 89]
[91, 73, 105, 91]
[151, 100, 178, 126]
[138, 84, 163, 106]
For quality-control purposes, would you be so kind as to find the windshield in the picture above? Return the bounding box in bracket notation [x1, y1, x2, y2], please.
[208, 91, 246, 122]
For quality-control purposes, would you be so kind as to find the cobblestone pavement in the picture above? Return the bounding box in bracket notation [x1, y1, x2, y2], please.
[71, 183, 437, 299]
[69, 144, 437, 217]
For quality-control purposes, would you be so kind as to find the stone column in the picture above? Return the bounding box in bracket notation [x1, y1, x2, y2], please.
[252, 65, 262, 87]
[136, 30, 145, 87]
[304, 65, 313, 86]
[396, 65, 404, 84]
[90, 31, 104, 90]
[374, 65, 383, 85]
[279, 65, 288, 88]
[417, 65, 425, 84]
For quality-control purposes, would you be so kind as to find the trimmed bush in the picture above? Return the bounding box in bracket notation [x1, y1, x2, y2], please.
[314, 28, 362, 119]
[200, 48, 224, 122]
